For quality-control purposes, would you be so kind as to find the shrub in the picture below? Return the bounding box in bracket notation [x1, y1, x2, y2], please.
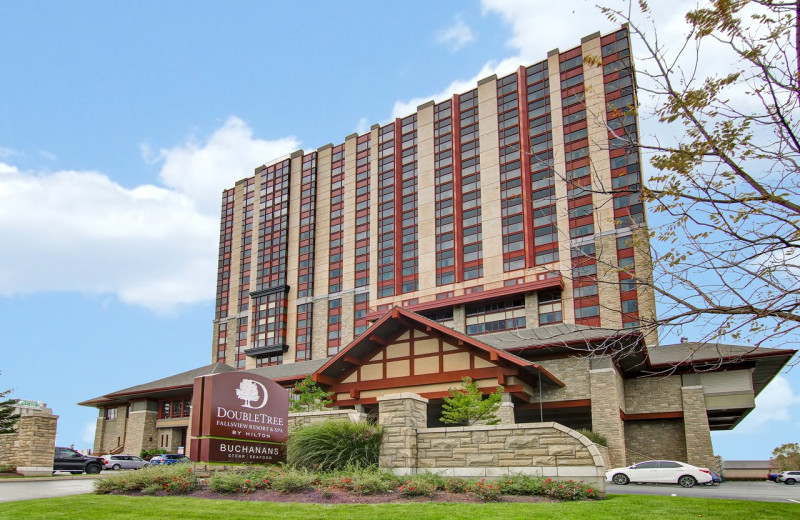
[443, 477, 471, 494]
[287, 420, 382, 471]
[0, 463, 16, 473]
[397, 478, 436, 497]
[270, 467, 316, 493]
[541, 478, 598, 500]
[93, 464, 197, 495]
[414, 471, 448, 491]
[469, 478, 502, 501]
[209, 472, 252, 494]
[496, 474, 545, 495]
[139, 448, 167, 460]
[576, 428, 608, 447]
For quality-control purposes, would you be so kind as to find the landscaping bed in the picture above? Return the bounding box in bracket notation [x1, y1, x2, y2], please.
[94, 465, 600, 504]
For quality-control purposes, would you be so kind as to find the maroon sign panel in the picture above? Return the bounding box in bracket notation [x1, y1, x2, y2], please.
[190, 371, 289, 464]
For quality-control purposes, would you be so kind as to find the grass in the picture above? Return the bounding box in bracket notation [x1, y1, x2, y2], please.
[0, 494, 797, 519]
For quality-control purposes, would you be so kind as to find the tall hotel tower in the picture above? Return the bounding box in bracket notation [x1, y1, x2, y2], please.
[212, 27, 654, 370]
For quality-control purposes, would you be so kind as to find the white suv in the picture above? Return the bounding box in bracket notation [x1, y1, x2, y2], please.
[776, 470, 800, 485]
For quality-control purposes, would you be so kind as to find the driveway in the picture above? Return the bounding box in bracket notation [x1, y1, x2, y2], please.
[607, 480, 800, 503]
[0, 474, 105, 503]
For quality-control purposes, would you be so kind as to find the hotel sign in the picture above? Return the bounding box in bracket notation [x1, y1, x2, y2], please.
[189, 371, 288, 464]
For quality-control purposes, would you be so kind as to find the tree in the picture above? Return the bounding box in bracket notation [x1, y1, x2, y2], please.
[595, 0, 800, 350]
[0, 374, 20, 434]
[289, 375, 333, 413]
[771, 442, 800, 470]
[440, 377, 504, 426]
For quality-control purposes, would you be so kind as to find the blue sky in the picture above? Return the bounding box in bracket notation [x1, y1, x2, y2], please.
[1, 1, 797, 461]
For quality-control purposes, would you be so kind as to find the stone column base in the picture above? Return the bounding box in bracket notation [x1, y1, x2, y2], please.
[17, 466, 54, 476]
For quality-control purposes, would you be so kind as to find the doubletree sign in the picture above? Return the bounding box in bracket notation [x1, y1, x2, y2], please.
[189, 372, 288, 464]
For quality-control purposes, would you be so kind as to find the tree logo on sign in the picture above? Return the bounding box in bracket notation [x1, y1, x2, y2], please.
[235, 379, 269, 409]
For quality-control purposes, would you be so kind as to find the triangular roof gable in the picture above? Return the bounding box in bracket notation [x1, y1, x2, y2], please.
[313, 307, 563, 395]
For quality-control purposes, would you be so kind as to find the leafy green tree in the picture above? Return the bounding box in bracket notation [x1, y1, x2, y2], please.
[771, 442, 800, 471]
[597, 0, 800, 349]
[0, 374, 20, 434]
[440, 377, 504, 426]
[289, 375, 333, 413]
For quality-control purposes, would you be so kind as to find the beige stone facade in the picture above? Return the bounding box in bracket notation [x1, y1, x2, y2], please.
[0, 404, 58, 476]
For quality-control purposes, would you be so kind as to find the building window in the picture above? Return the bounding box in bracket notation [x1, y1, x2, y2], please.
[158, 398, 192, 419]
[538, 292, 563, 325]
[104, 408, 117, 420]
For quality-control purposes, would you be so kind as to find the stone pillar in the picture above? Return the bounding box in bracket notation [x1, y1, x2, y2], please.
[681, 386, 715, 469]
[452, 305, 466, 333]
[525, 292, 539, 328]
[496, 394, 516, 425]
[377, 393, 428, 474]
[16, 413, 58, 476]
[589, 366, 627, 467]
[126, 405, 158, 456]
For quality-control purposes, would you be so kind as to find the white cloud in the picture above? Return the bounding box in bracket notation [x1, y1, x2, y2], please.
[0, 117, 300, 313]
[356, 117, 370, 135]
[156, 116, 300, 214]
[734, 376, 800, 432]
[436, 16, 476, 51]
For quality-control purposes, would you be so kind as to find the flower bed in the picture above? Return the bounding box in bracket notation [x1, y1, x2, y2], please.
[94, 465, 601, 503]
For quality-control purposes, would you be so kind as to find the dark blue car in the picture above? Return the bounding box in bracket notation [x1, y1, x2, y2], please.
[149, 454, 190, 465]
[704, 470, 722, 485]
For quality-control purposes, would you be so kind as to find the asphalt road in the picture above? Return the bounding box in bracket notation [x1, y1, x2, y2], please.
[607, 480, 800, 504]
[0, 473, 107, 503]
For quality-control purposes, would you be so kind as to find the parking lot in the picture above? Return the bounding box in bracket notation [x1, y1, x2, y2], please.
[607, 480, 800, 503]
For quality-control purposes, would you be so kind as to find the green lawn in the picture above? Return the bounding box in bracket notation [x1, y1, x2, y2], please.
[0, 494, 796, 519]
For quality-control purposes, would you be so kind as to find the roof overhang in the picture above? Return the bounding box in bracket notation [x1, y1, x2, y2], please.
[365, 274, 562, 321]
[315, 307, 564, 390]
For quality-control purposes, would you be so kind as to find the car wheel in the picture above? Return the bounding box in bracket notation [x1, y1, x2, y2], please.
[785, 478, 796, 485]
[85, 463, 102, 475]
[112, 464, 121, 471]
[612, 473, 630, 485]
[143, 463, 149, 468]
[678, 475, 697, 488]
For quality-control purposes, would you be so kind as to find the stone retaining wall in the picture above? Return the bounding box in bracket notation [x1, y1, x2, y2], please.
[288, 409, 365, 429]
[376, 392, 606, 492]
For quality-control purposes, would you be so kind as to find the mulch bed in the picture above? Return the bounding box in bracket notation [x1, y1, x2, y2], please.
[129, 487, 556, 504]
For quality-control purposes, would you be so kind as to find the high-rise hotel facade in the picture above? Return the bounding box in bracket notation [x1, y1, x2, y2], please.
[213, 27, 653, 370]
[84, 27, 793, 470]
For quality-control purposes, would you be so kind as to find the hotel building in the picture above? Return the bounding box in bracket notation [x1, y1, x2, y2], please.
[83, 28, 794, 470]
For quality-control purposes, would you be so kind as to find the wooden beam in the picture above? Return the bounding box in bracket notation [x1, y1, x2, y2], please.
[349, 389, 360, 399]
[620, 410, 683, 421]
[369, 334, 388, 346]
[489, 351, 499, 362]
[498, 373, 507, 386]
[517, 398, 592, 410]
[313, 374, 337, 386]
[343, 356, 362, 366]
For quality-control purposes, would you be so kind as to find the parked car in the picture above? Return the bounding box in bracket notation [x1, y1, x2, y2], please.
[148, 453, 190, 466]
[53, 447, 104, 475]
[606, 460, 713, 488]
[704, 469, 722, 485]
[767, 472, 780, 482]
[101, 454, 149, 470]
[776, 470, 800, 485]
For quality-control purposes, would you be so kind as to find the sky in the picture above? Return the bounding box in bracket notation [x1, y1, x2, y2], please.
[0, 1, 797, 462]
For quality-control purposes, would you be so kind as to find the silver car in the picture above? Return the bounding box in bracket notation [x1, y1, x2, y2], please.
[101, 454, 149, 470]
